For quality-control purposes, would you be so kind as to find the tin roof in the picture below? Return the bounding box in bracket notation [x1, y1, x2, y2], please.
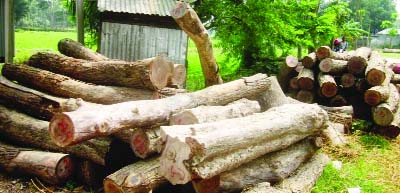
[97, 0, 177, 16]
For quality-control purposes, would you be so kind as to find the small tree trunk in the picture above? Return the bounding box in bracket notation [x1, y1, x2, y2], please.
[341, 73, 356, 88]
[318, 74, 337, 98]
[27, 52, 173, 90]
[302, 52, 316, 68]
[365, 51, 387, 86]
[297, 68, 314, 90]
[347, 47, 372, 74]
[58, 38, 109, 61]
[0, 144, 74, 185]
[2, 64, 156, 104]
[278, 56, 298, 92]
[319, 58, 347, 74]
[49, 74, 277, 147]
[364, 85, 390, 106]
[171, 2, 223, 87]
[160, 103, 328, 184]
[372, 84, 400, 126]
[296, 90, 314, 103]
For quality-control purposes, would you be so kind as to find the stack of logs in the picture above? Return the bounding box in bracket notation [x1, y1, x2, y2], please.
[279, 46, 400, 138]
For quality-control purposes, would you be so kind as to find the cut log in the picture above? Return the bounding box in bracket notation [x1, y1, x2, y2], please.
[374, 105, 400, 139]
[2, 64, 156, 104]
[329, 95, 348, 106]
[58, 38, 109, 61]
[322, 122, 347, 146]
[297, 68, 314, 90]
[296, 90, 314, 103]
[278, 56, 298, 92]
[130, 127, 163, 159]
[372, 84, 400, 126]
[49, 74, 278, 147]
[302, 52, 316, 68]
[318, 74, 337, 98]
[364, 85, 390, 106]
[219, 138, 317, 192]
[168, 64, 187, 88]
[103, 157, 168, 193]
[254, 76, 288, 111]
[316, 46, 332, 60]
[391, 73, 400, 84]
[355, 78, 370, 93]
[340, 73, 356, 88]
[0, 143, 74, 185]
[365, 51, 387, 86]
[330, 50, 355, 61]
[171, 2, 223, 87]
[347, 47, 372, 74]
[318, 58, 347, 74]
[0, 105, 109, 165]
[153, 87, 187, 99]
[27, 52, 173, 90]
[160, 103, 328, 184]
[289, 77, 299, 90]
[0, 76, 88, 120]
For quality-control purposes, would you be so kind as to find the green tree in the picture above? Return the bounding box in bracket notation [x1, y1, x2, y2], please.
[381, 13, 398, 48]
[14, 0, 30, 25]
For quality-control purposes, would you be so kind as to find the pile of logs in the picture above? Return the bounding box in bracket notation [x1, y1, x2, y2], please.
[279, 46, 400, 138]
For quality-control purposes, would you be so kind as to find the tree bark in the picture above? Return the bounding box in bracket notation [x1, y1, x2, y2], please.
[372, 84, 399, 126]
[168, 64, 187, 88]
[296, 90, 314, 103]
[278, 56, 298, 92]
[322, 122, 347, 146]
[27, 52, 173, 90]
[347, 47, 372, 75]
[326, 112, 352, 134]
[364, 85, 390, 106]
[159, 103, 328, 184]
[0, 105, 109, 165]
[318, 58, 347, 74]
[340, 73, 356, 88]
[49, 74, 277, 147]
[241, 182, 285, 193]
[365, 51, 387, 86]
[302, 52, 316, 68]
[58, 38, 109, 61]
[375, 106, 400, 139]
[2, 64, 157, 104]
[253, 76, 288, 111]
[319, 105, 354, 115]
[316, 46, 333, 60]
[153, 87, 187, 99]
[171, 2, 223, 87]
[330, 50, 355, 61]
[0, 143, 74, 185]
[297, 68, 314, 90]
[318, 74, 337, 98]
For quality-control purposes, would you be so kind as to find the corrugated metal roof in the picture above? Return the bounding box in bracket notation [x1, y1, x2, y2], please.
[97, 0, 177, 16]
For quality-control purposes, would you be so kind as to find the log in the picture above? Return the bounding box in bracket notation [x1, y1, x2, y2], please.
[347, 47, 372, 74]
[372, 84, 400, 126]
[330, 50, 355, 61]
[296, 90, 314, 103]
[302, 52, 316, 68]
[340, 73, 356, 88]
[278, 56, 299, 92]
[382, 48, 400, 53]
[0, 76, 87, 120]
[27, 52, 173, 90]
[171, 2, 223, 86]
[254, 76, 288, 111]
[2, 64, 157, 104]
[318, 74, 337, 98]
[326, 112, 352, 134]
[219, 138, 317, 192]
[0, 143, 74, 185]
[76, 160, 107, 188]
[391, 73, 400, 84]
[169, 64, 187, 88]
[318, 58, 347, 74]
[0, 105, 109, 165]
[153, 87, 187, 99]
[241, 182, 285, 193]
[58, 38, 109, 61]
[329, 95, 348, 106]
[297, 68, 314, 90]
[374, 105, 400, 139]
[49, 74, 278, 147]
[322, 122, 347, 146]
[289, 77, 299, 90]
[160, 103, 328, 184]
[130, 127, 163, 159]
[319, 105, 354, 115]
[364, 85, 390, 106]
[316, 46, 333, 60]
[355, 78, 370, 93]
[103, 157, 168, 193]
[365, 51, 387, 86]
[105, 139, 141, 175]
[191, 176, 220, 193]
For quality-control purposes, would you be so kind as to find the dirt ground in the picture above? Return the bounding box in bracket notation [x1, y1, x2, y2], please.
[0, 172, 35, 193]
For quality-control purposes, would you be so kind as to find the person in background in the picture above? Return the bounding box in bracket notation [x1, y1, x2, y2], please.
[333, 38, 341, 52]
[339, 36, 348, 52]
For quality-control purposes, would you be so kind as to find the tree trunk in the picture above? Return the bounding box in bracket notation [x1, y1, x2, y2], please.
[302, 52, 316, 68]
[168, 64, 187, 88]
[278, 56, 298, 92]
[2, 64, 157, 104]
[365, 51, 387, 86]
[316, 46, 333, 60]
[329, 95, 348, 106]
[49, 74, 277, 147]
[27, 52, 173, 90]
[130, 127, 163, 159]
[372, 84, 400, 126]
[297, 68, 314, 90]
[340, 73, 356, 88]
[219, 138, 317, 192]
[296, 90, 314, 103]
[171, 2, 223, 87]
[347, 47, 372, 75]
[0, 105, 109, 165]
[153, 87, 187, 99]
[322, 122, 347, 146]
[253, 76, 288, 111]
[58, 38, 109, 61]
[103, 157, 168, 193]
[318, 74, 337, 98]
[364, 85, 390, 106]
[159, 103, 328, 184]
[318, 58, 347, 74]
[0, 143, 74, 185]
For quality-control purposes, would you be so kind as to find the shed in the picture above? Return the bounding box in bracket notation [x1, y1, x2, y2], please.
[97, 0, 188, 65]
[370, 28, 400, 48]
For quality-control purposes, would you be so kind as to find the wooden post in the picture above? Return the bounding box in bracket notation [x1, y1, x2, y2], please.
[76, 0, 84, 44]
[4, 0, 14, 63]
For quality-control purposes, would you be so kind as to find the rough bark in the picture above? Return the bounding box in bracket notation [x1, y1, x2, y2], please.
[372, 84, 399, 126]
[241, 182, 285, 193]
[330, 50, 355, 61]
[278, 56, 298, 92]
[318, 58, 347, 74]
[153, 87, 187, 99]
[103, 157, 168, 193]
[49, 74, 276, 147]
[0, 105, 109, 165]
[322, 122, 347, 146]
[253, 76, 288, 111]
[219, 138, 317, 192]
[365, 51, 387, 86]
[302, 52, 316, 68]
[112, 128, 139, 144]
[0, 144, 74, 185]
[168, 64, 187, 88]
[341, 73, 356, 88]
[347, 47, 372, 74]
[297, 68, 314, 90]
[160, 103, 328, 184]
[27, 52, 173, 90]
[296, 90, 314, 103]
[171, 2, 223, 86]
[318, 74, 337, 98]
[58, 38, 109, 61]
[319, 105, 354, 115]
[130, 127, 163, 159]
[364, 85, 390, 106]
[329, 95, 348, 106]
[316, 46, 333, 60]
[2, 64, 156, 104]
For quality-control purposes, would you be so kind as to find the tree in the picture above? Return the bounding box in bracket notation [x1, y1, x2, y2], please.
[381, 13, 399, 48]
[14, 0, 29, 25]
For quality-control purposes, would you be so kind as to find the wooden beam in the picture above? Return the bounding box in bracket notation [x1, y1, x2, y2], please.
[76, 0, 84, 44]
[5, 0, 14, 63]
